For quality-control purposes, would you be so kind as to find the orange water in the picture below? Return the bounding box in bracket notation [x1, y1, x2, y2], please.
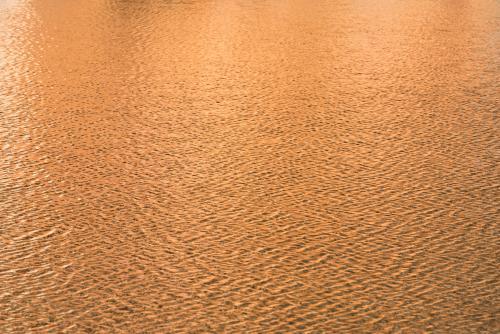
[1, 0, 499, 333]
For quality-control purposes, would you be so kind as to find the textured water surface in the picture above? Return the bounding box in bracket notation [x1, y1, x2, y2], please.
[0, 0, 499, 333]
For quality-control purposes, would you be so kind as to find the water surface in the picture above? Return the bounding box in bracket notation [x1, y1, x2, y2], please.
[0, 0, 499, 332]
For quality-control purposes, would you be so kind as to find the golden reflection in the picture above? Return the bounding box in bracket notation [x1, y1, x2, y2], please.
[0, 1, 498, 333]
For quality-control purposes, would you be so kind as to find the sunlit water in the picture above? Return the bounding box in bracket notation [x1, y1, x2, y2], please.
[1, 0, 499, 333]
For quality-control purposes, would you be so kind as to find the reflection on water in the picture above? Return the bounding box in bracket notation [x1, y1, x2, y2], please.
[1, 0, 498, 332]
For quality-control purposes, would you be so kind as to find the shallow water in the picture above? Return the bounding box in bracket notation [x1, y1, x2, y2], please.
[0, 0, 499, 333]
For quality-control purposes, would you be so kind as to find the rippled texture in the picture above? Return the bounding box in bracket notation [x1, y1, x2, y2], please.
[1, 0, 499, 333]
